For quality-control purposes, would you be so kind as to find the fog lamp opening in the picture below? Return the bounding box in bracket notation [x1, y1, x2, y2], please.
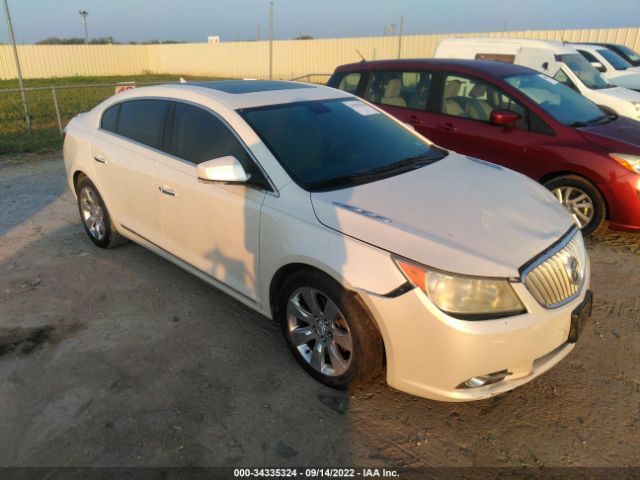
[457, 370, 512, 389]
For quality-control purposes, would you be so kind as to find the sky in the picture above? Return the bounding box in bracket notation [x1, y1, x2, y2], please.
[2, 0, 640, 44]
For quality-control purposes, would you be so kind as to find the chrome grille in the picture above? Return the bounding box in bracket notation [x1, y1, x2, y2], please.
[523, 231, 587, 308]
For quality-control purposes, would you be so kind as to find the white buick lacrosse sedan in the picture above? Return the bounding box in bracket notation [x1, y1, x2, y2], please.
[63, 80, 592, 401]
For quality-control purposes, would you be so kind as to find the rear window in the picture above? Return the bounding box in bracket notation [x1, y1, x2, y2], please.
[364, 70, 432, 110]
[117, 99, 169, 149]
[100, 104, 119, 132]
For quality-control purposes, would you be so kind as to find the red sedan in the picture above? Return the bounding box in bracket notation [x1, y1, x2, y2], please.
[328, 59, 640, 235]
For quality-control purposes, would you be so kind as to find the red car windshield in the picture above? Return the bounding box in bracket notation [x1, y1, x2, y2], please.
[504, 73, 609, 127]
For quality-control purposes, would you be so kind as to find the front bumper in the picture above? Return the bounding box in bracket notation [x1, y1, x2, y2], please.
[360, 263, 591, 402]
[600, 171, 640, 231]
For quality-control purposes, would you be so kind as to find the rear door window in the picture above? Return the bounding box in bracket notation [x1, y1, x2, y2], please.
[164, 102, 253, 167]
[100, 104, 120, 133]
[364, 70, 432, 110]
[117, 99, 169, 149]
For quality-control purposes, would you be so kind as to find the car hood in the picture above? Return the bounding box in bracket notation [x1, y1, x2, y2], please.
[311, 154, 574, 278]
[600, 85, 640, 101]
[577, 116, 640, 153]
[609, 71, 640, 89]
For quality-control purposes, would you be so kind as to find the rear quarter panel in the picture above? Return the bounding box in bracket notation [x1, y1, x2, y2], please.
[63, 114, 98, 197]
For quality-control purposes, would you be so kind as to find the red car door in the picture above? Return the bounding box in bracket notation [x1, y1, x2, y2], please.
[360, 69, 442, 137]
[420, 72, 534, 172]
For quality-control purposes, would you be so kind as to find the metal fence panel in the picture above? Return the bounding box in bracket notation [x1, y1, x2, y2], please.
[1, 27, 639, 81]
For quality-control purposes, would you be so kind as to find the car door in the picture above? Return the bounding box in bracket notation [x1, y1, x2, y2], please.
[422, 72, 533, 172]
[361, 69, 441, 139]
[90, 99, 169, 242]
[154, 101, 266, 302]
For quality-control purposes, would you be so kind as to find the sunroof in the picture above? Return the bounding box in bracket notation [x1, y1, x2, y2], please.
[189, 80, 315, 94]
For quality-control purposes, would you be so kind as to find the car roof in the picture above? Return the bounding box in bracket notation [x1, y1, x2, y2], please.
[437, 37, 576, 54]
[334, 58, 535, 77]
[116, 80, 350, 110]
[582, 42, 623, 48]
[571, 43, 608, 51]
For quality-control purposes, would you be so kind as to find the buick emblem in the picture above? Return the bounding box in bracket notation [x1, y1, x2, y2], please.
[565, 257, 581, 285]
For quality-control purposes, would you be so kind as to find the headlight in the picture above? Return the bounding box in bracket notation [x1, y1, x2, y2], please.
[610, 153, 640, 174]
[394, 258, 526, 320]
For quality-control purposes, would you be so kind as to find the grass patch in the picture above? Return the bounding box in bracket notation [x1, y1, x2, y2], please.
[0, 74, 225, 155]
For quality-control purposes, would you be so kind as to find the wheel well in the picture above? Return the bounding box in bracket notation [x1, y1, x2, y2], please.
[73, 171, 87, 191]
[269, 263, 327, 317]
[537, 171, 609, 220]
[268, 262, 387, 364]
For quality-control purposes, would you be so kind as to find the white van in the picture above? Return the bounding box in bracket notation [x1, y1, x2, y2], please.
[434, 38, 640, 120]
[572, 43, 640, 91]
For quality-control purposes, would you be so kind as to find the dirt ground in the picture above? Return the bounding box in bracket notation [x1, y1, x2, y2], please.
[0, 153, 638, 473]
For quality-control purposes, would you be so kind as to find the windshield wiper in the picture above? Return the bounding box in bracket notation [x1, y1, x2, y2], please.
[307, 153, 444, 191]
[569, 120, 589, 127]
[588, 113, 617, 125]
[355, 154, 442, 177]
[570, 113, 617, 128]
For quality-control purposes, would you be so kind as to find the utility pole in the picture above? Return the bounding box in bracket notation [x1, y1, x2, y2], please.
[79, 10, 89, 44]
[257, 24, 261, 41]
[502, 18, 508, 33]
[397, 15, 404, 59]
[2, 0, 31, 134]
[268, 1, 273, 79]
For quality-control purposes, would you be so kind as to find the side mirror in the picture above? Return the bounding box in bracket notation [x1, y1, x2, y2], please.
[490, 110, 520, 126]
[196, 156, 250, 183]
[591, 61, 606, 72]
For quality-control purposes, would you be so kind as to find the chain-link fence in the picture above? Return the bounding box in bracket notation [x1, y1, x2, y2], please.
[0, 74, 331, 156]
[0, 82, 173, 155]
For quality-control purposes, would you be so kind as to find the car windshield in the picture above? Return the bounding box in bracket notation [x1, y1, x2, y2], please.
[239, 98, 446, 190]
[559, 54, 612, 89]
[598, 48, 632, 70]
[504, 73, 610, 127]
[616, 44, 640, 63]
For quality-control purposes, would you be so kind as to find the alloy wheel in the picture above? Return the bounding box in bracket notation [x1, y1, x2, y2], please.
[80, 186, 106, 241]
[552, 186, 594, 228]
[286, 287, 353, 377]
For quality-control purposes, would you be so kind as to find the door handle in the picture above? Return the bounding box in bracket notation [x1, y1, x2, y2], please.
[407, 115, 424, 125]
[93, 155, 107, 164]
[435, 122, 456, 133]
[159, 185, 177, 197]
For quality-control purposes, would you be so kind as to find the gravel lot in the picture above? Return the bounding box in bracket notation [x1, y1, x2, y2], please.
[0, 153, 638, 473]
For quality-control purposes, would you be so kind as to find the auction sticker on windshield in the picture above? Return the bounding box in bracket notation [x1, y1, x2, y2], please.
[343, 100, 380, 116]
[538, 74, 560, 85]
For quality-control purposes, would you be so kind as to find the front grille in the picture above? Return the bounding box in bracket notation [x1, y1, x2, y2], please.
[523, 231, 587, 308]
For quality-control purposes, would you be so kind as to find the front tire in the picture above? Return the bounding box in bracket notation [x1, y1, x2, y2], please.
[277, 271, 384, 389]
[544, 175, 606, 236]
[76, 177, 128, 248]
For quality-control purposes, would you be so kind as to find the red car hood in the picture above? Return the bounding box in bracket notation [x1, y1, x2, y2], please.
[577, 116, 640, 154]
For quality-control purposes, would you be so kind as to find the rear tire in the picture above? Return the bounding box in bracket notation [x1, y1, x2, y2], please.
[76, 177, 128, 248]
[277, 270, 384, 389]
[543, 175, 606, 236]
